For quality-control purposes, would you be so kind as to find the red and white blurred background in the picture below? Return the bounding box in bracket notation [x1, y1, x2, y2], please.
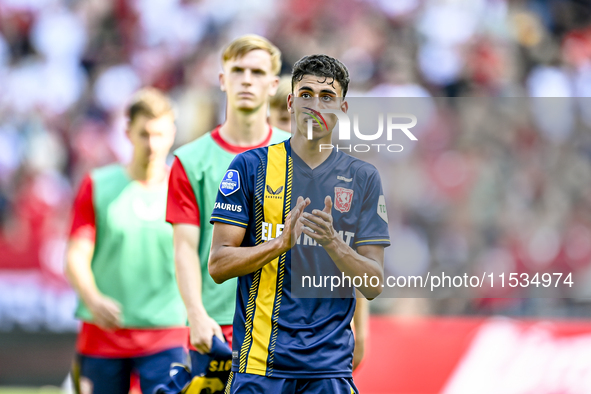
[1, 0, 591, 392]
[354, 316, 591, 393]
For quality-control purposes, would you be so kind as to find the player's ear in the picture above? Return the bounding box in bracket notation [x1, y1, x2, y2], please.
[125, 117, 133, 140]
[341, 100, 348, 114]
[287, 93, 293, 113]
[219, 72, 226, 92]
[268, 76, 280, 96]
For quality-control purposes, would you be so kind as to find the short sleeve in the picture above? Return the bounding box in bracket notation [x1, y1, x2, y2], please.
[166, 157, 200, 226]
[353, 167, 391, 247]
[69, 174, 96, 241]
[210, 153, 251, 228]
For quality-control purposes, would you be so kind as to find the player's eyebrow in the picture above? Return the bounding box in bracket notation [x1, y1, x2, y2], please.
[230, 65, 266, 75]
[297, 86, 337, 95]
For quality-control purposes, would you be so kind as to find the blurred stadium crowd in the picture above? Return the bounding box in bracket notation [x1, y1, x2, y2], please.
[1, 0, 591, 331]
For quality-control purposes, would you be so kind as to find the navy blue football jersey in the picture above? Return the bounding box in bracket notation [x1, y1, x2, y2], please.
[210, 139, 390, 378]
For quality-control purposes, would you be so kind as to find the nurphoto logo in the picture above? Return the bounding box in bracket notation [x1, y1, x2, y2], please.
[306, 109, 418, 153]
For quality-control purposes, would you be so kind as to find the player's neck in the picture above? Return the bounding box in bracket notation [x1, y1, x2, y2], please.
[290, 133, 333, 170]
[219, 109, 269, 147]
[127, 157, 168, 185]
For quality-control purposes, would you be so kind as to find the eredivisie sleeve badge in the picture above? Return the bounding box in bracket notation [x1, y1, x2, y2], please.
[219, 170, 240, 196]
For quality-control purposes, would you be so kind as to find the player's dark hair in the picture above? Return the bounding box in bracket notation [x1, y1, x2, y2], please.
[291, 54, 350, 97]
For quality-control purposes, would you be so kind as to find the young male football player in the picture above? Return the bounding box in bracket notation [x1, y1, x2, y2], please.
[166, 35, 290, 375]
[66, 88, 187, 394]
[268, 73, 370, 372]
[208, 54, 390, 393]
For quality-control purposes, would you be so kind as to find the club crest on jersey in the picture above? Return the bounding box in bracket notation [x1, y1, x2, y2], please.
[219, 170, 240, 196]
[334, 187, 354, 213]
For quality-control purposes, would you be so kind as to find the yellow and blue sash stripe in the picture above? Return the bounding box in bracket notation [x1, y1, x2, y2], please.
[239, 142, 291, 376]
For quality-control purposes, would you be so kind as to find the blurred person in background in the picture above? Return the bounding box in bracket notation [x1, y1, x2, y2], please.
[165, 35, 290, 381]
[65, 88, 187, 394]
[268, 76, 292, 132]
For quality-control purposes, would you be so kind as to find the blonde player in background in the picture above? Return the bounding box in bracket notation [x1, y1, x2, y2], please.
[165, 36, 290, 387]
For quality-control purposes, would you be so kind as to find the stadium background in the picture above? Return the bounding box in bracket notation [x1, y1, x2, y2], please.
[1, 0, 591, 393]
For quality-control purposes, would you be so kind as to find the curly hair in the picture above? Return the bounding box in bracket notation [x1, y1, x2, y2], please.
[291, 54, 350, 97]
